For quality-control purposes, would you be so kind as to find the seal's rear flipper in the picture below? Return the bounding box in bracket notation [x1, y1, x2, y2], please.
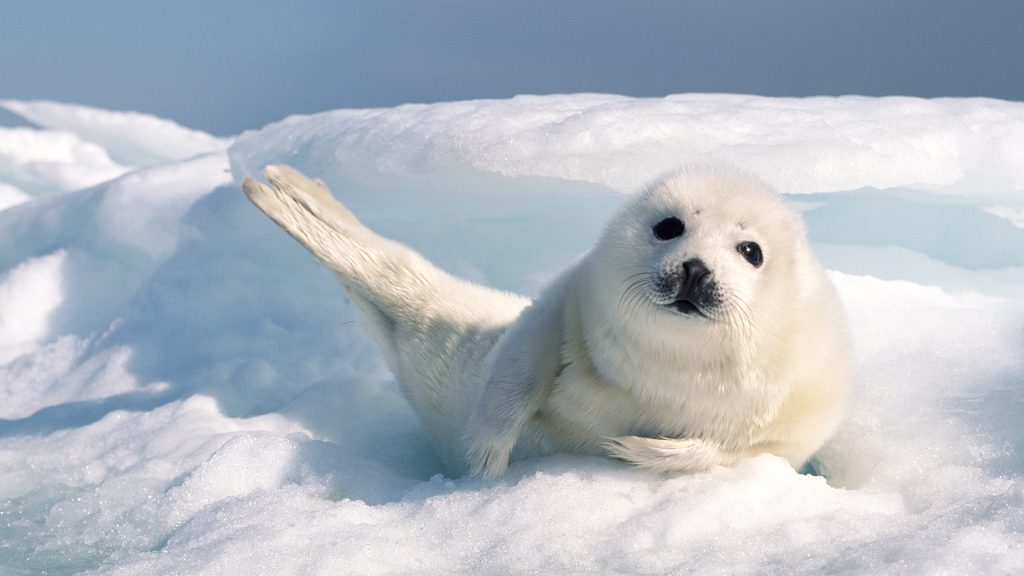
[263, 165, 361, 227]
[242, 165, 443, 314]
[241, 165, 530, 439]
[241, 168, 409, 364]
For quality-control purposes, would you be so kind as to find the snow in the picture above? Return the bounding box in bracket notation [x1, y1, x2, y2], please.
[0, 100, 232, 168]
[985, 205, 1024, 229]
[0, 181, 29, 212]
[0, 126, 126, 196]
[229, 94, 1024, 197]
[1, 94, 1023, 575]
[0, 251, 66, 366]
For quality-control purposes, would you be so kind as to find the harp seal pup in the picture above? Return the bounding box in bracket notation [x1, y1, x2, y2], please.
[241, 165, 849, 478]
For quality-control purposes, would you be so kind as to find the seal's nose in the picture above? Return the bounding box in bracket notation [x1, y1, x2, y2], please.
[681, 259, 712, 297]
[667, 258, 716, 317]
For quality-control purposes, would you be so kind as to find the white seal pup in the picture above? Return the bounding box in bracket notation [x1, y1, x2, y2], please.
[241, 165, 849, 478]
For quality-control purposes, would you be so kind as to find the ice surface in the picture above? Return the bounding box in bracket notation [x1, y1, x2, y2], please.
[0, 95, 1022, 575]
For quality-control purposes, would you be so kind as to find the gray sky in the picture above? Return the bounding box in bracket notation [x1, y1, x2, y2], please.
[2, 0, 1022, 136]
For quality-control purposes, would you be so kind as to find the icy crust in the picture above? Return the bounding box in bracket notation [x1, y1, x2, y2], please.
[230, 94, 1024, 196]
[0, 95, 1022, 574]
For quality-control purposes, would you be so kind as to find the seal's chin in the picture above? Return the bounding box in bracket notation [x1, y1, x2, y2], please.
[671, 299, 708, 319]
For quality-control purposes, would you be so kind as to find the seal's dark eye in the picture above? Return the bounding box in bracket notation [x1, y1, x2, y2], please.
[737, 241, 763, 268]
[652, 217, 684, 241]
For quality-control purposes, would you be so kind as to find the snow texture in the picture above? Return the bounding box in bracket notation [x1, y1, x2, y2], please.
[0, 94, 1022, 575]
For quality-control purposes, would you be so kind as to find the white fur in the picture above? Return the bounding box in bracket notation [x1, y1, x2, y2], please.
[242, 165, 849, 478]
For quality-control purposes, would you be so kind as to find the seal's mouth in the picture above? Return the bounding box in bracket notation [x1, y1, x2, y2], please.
[672, 298, 708, 318]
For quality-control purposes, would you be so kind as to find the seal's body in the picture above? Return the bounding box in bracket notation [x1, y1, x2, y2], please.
[242, 165, 849, 478]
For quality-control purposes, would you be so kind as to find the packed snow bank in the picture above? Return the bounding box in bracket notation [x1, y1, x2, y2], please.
[230, 94, 1024, 197]
[0, 95, 1022, 575]
[0, 251, 66, 365]
[1, 100, 231, 168]
[0, 126, 127, 196]
[0, 181, 29, 211]
[0, 100, 232, 199]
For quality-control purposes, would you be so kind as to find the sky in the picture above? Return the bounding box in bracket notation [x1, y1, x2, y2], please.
[2, 0, 1023, 136]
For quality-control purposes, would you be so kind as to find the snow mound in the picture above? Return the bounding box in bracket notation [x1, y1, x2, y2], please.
[1, 100, 232, 168]
[0, 126, 127, 195]
[0, 251, 66, 365]
[0, 181, 29, 212]
[230, 94, 1024, 196]
[0, 95, 1022, 575]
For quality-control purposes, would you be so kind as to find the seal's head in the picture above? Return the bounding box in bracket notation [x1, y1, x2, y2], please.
[588, 165, 818, 347]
